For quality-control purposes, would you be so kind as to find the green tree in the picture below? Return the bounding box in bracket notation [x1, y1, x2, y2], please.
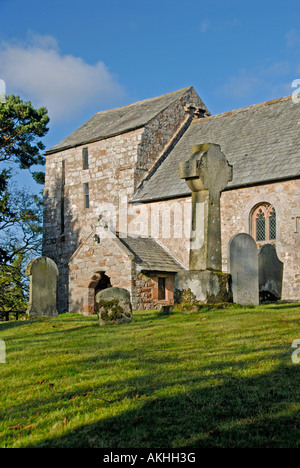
[0, 254, 28, 312]
[0, 181, 43, 264]
[0, 94, 49, 183]
[0, 95, 49, 312]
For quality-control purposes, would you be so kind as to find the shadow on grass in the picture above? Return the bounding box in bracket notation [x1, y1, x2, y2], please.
[0, 319, 35, 331]
[20, 354, 300, 449]
[3, 305, 300, 448]
[265, 304, 300, 311]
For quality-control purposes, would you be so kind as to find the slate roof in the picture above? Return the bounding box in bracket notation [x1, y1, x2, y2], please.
[118, 235, 185, 272]
[132, 96, 300, 203]
[46, 87, 208, 154]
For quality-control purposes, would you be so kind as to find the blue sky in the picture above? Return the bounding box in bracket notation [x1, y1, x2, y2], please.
[0, 0, 300, 191]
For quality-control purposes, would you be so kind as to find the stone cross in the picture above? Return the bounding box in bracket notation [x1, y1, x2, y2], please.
[179, 143, 233, 271]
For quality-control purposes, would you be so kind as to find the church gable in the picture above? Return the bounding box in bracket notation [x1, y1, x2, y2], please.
[45, 87, 209, 154]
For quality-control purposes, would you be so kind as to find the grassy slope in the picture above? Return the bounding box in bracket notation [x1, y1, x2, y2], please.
[0, 303, 300, 448]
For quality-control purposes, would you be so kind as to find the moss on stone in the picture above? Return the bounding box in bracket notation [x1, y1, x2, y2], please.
[95, 288, 133, 325]
[206, 272, 232, 304]
[167, 301, 238, 314]
[173, 287, 197, 305]
[98, 299, 124, 322]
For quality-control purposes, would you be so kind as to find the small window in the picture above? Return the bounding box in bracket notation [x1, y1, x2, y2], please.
[158, 277, 166, 300]
[256, 209, 266, 241]
[83, 148, 89, 170]
[84, 182, 89, 209]
[251, 203, 276, 246]
[269, 207, 276, 240]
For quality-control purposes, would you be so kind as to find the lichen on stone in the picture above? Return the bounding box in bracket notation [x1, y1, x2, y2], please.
[95, 287, 133, 325]
[97, 299, 124, 322]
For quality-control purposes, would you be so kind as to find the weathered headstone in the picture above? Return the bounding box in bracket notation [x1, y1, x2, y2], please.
[26, 256, 59, 317]
[0, 339, 5, 364]
[258, 244, 283, 302]
[95, 287, 133, 325]
[227, 233, 259, 305]
[174, 143, 233, 305]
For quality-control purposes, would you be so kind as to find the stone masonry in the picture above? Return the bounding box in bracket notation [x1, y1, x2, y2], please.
[43, 88, 204, 312]
[65, 176, 300, 311]
[137, 177, 300, 301]
[220, 179, 300, 300]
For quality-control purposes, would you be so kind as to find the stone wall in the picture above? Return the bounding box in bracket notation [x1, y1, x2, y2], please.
[138, 179, 300, 301]
[133, 271, 175, 310]
[135, 87, 204, 187]
[134, 272, 155, 310]
[128, 198, 191, 269]
[43, 130, 139, 311]
[220, 179, 300, 300]
[43, 127, 144, 253]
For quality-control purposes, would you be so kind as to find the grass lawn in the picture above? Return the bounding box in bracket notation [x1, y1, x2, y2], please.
[1, 302, 300, 448]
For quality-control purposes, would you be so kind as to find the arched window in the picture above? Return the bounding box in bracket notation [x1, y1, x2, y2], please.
[251, 203, 276, 246]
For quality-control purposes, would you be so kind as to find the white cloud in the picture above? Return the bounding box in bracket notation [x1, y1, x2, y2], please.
[27, 31, 60, 50]
[0, 33, 125, 121]
[286, 29, 300, 48]
[217, 59, 299, 102]
[218, 70, 261, 99]
[199, 19, 211, 34]
[260, 60, 291, 77]
[199, 17, 241, 34]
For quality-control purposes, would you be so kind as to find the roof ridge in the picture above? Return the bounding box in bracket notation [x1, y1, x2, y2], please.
[45, 87, 196, 154]
[95, 87, 194, 115]
[192, 95, 292, 124]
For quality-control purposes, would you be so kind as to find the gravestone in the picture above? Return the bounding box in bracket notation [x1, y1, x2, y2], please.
[95, 287, 133, 325]
[227, 233, 259, 305]
[174, 143, 233, 305]
[258, 244, 283, 302]
[0, 339, 5, 364]
[26, 256, 59, 317]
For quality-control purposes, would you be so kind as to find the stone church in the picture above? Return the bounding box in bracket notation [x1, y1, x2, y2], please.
[42, 87, 300, 313]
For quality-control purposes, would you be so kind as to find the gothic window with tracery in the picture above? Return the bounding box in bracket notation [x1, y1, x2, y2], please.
[251, 203, 276, 246]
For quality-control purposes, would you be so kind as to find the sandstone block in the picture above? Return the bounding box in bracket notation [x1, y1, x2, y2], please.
[174, 270, 232, 307]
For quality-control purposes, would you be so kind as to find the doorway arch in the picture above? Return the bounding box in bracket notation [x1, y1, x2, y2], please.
[88, 271, 112, 314]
